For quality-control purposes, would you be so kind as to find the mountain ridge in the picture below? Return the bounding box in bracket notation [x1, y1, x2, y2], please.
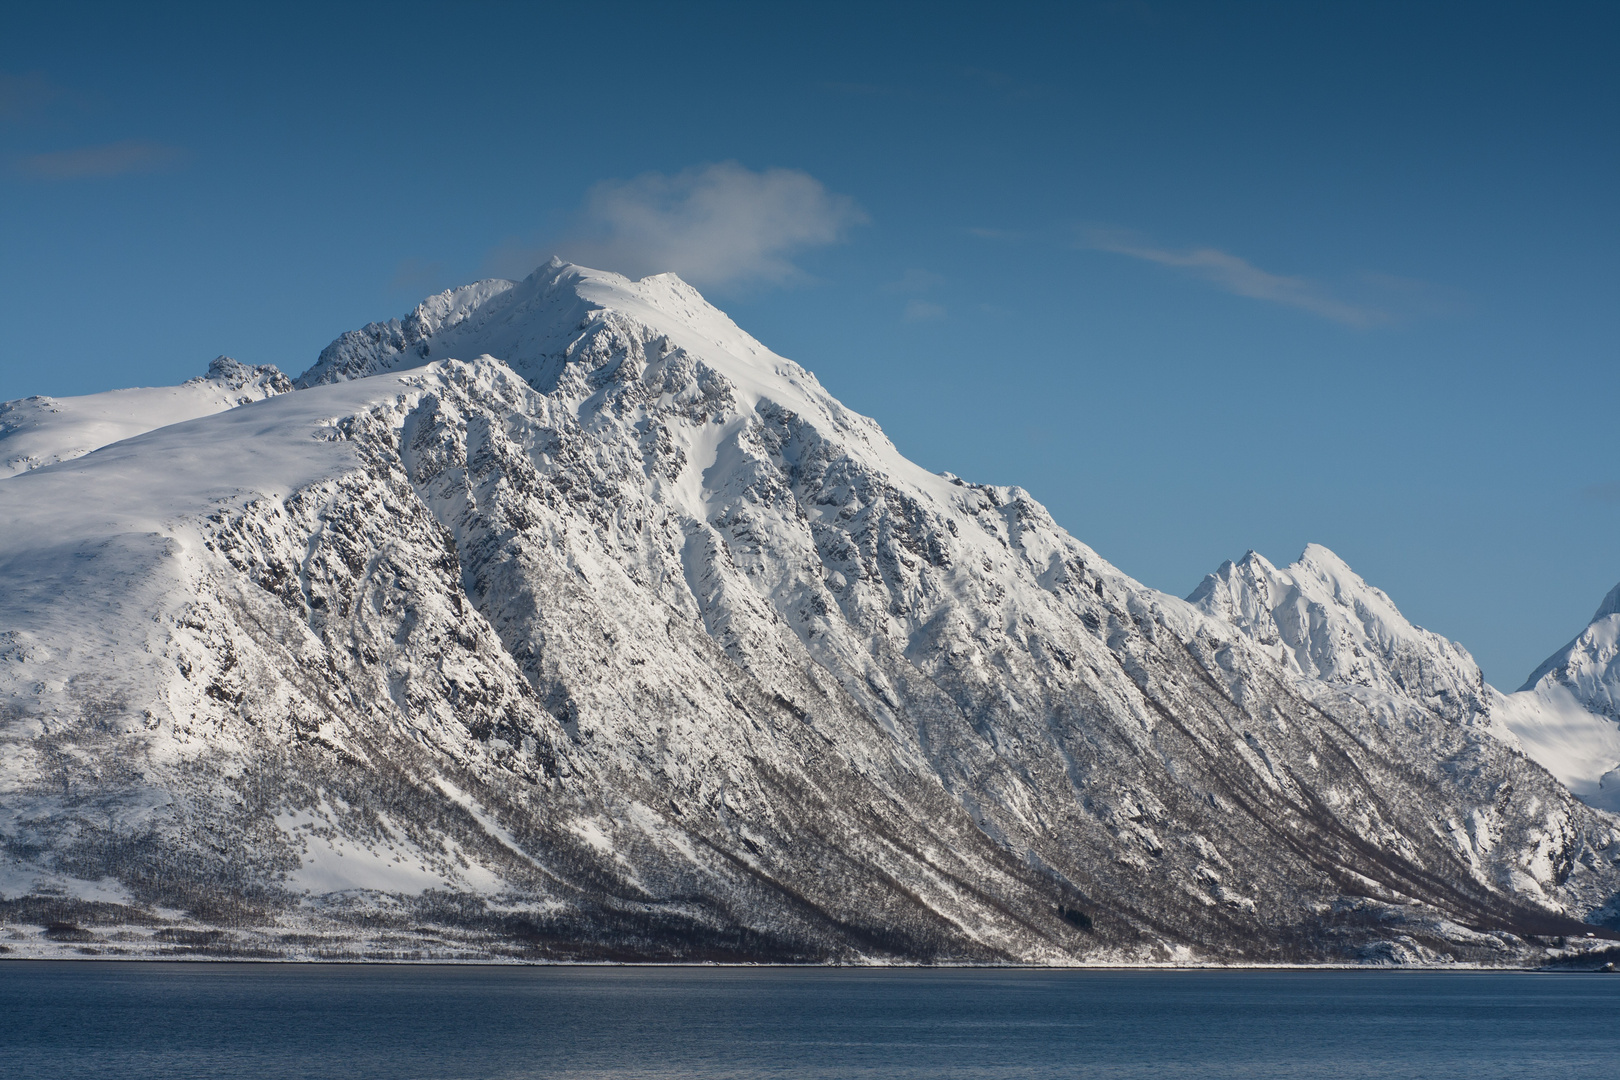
[0, 355, 291, 478]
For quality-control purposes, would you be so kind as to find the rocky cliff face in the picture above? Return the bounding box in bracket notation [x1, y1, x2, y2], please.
[1, 262, 1616, 964]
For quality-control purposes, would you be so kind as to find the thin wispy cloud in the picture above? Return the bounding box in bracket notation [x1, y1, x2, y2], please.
[493, 162, 866, 289]
[885, 269, 947, 321]
[965, 226, 1025, 242]
[18, 139, 187, 179]
[1087, 229, 1385, 327]
[1356, 272, 1470, 319]
[903, 300, 947, 322]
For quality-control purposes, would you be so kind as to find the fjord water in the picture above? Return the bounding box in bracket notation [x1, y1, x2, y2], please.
[3, 964, 1617, 1079]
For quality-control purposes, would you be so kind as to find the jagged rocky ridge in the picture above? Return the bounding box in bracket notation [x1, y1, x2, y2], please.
[1, 261, 1618, 965]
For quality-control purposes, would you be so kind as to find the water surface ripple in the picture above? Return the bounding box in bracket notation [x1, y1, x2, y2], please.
[3, 963, 1616, 1079]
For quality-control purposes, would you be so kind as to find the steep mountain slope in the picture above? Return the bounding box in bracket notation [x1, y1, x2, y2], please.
[0, 356, 292, 478]
[2, 262, 1617, 964]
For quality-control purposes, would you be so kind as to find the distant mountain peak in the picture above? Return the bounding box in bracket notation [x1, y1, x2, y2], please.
[1518, 579, 1620, 716]
[1188, 545, 1620, 810]
[1594, 581, 1620, 624]
[191, 355, 293, 394]
[1188, 543, 1488, 723]
[1489, 578, 1620, 811]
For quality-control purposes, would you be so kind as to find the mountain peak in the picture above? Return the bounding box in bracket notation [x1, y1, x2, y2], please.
[295, 261, 756, 393]
[1517, 579, 1620, 718]
[1188, 544, 1487, 723]
[1296, 541, 1354, 575]
[1594, 581, 1620, 624]
[1494, 578, 1620, 810]
[1232, 548, 1274, 572]
[192, 355, 293, 395]
[1193, 546, 1620, 810]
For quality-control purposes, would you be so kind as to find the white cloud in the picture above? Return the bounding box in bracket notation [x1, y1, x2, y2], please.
[1356, 272, 1470, 319]
[1088, 229, 1386, 327]
[883, 269, 947, 321]
[501, 162, 866, 289]
[18, 139, 187, 179]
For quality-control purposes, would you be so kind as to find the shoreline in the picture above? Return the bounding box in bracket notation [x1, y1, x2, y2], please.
[2, 953, 1615, 972]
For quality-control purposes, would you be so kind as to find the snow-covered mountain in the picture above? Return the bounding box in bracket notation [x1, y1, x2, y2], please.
[2, 261, 1617, 964]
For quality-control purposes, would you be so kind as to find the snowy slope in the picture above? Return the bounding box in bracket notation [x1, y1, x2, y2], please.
[0, 356, 292, 478]
[2, 261, 1617, 964]
[1490, 687, 1620, 812]
[1493, 585, 1620, 811]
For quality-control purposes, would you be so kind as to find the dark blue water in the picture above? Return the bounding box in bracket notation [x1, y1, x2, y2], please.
[2, 963, 1617, 1079]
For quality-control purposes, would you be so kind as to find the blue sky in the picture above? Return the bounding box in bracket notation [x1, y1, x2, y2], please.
[2, 1, 1615, 686]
